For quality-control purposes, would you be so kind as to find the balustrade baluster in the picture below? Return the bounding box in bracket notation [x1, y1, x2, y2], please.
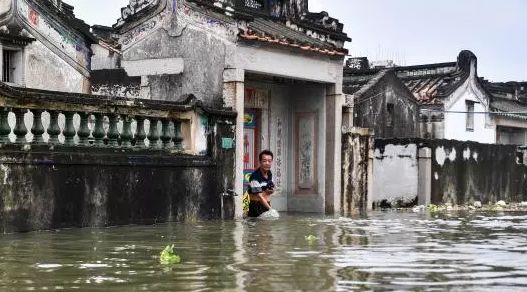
[47, 111, 61, 144]
[13, 109, 28, 144]
[0, 108, 11, 144]
[63, 112, 76, 145]
[147, 118, 160, 148]
[121, 115, 133, 147]
[135, 116, 147, 148]
[92, 113, 105, 146]
[161, 119, 172, 149]
[173, 120, 184, 151]
[107, 114, 120, 147]
[31, 109, 45, 144]
[77, 112, 91, 146]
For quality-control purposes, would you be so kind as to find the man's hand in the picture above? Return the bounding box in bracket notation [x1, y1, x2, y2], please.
[265, 188, 275, 195]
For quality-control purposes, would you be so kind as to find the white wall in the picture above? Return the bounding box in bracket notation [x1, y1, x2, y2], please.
[91, 44, 120, 71]
[24, 37, 87, 93]
[372, 144, 418, 205]
[443, 63, 495, 143]
[0, 0, 11, 17]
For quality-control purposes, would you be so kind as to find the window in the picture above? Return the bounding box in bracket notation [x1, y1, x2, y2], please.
[466, 100, 475, 131]
[1, 48, 22, 85]
[2, 49, 14, 83]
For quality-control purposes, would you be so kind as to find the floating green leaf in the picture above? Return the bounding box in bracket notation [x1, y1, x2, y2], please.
[305, 234, 318, 243]
[159, 244, 181, 265]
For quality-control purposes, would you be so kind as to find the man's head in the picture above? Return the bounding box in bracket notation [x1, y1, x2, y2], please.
[259, 150, 274, 172]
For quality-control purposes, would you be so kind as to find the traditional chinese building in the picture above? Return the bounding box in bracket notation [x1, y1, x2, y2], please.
[344, 51, 527, 145]
[92, 0, 350, 215]
[0, 0, 94, 92]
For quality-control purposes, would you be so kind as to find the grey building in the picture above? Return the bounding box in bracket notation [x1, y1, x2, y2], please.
[92, 0, 350, 215]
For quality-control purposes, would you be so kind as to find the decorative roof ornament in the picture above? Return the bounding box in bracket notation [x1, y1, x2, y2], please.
[116, 0, 161, 27]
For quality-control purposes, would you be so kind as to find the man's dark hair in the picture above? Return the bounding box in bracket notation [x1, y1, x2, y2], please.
[259, 150, 274, 161]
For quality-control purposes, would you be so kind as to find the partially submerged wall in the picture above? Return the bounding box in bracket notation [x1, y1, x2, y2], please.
[341, 128, 373, 214]
[370, 138, 527, 207]
[372, 142, 418, 207]
[430, 140, 526, 204]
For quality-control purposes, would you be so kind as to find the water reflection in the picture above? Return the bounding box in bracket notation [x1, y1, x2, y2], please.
[0, 211, 526, 291]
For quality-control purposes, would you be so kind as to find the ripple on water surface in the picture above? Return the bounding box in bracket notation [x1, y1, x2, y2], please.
[0, 212, 526, 291]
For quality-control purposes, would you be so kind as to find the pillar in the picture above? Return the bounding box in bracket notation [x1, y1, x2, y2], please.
[418, 147, 432, 205]
[325, 80, 344, 214]
[223, 68, 245, 218]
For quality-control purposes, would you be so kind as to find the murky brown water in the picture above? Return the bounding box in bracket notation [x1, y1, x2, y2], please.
[1, 211, 527, 291]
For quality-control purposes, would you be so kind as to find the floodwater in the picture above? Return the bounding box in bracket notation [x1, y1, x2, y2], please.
[1, 211, 527, 291]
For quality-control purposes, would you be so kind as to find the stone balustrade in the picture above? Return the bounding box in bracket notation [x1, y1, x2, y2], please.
[0, 82, 232, 153]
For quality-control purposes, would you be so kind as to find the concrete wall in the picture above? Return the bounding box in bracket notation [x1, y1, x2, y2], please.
[365, 138, 527, 207]
[372, 141, 418, 207]
[430, 140, 527, 204]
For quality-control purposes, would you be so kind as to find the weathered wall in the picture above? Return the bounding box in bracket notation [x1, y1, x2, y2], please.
[430, 140, 527, 204]
[90, 69, 141, 98]
[367, 138, 527, 207]
[0, 112, 237, 233]
[372, 142, 418, 207]
[341, 129, 373, 214]
[91, 44, 120, 71]
[24, 39, 88, 93]
[121, 4, 237, 105]
[352, 72, 419, 138]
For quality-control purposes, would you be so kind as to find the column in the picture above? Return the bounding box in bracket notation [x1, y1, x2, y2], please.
[418, 147, 432, 205]
[325, 78, 344, 215]
[223, 68, 245, 218]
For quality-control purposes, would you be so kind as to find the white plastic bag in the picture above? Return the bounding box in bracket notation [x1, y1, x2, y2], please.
[258, 209, 280, 220]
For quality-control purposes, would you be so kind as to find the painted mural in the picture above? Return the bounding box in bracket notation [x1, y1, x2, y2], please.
[16, 0, 90, 71]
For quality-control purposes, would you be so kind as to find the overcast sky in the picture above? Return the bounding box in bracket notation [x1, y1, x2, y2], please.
[68, 0, 527, 82]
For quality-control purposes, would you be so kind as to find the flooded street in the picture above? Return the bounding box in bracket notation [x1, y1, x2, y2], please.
[1, 211, 527, 291]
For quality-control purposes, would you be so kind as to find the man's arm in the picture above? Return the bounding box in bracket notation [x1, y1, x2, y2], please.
[255, 193, 272, 210]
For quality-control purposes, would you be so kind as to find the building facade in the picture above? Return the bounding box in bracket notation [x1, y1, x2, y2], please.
[94, 0, 350, 216]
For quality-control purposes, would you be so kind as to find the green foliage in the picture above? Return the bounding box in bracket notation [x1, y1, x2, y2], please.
[159, 244, 181, 265]
[427, 204, 441, 213]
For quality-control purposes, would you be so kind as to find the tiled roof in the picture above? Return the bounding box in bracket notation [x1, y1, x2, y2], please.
[239, 17, 347, 56]
[186, 0, 349, 56]
[483, 80, 527, 101]
[344, 51, 477, 105]
[491, 98, 527, 120]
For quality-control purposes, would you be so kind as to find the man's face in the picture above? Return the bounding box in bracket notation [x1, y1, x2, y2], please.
[260, 154, 273, 172]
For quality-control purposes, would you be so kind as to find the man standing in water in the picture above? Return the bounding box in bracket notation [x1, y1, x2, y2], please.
[248, 150, 276, 217]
